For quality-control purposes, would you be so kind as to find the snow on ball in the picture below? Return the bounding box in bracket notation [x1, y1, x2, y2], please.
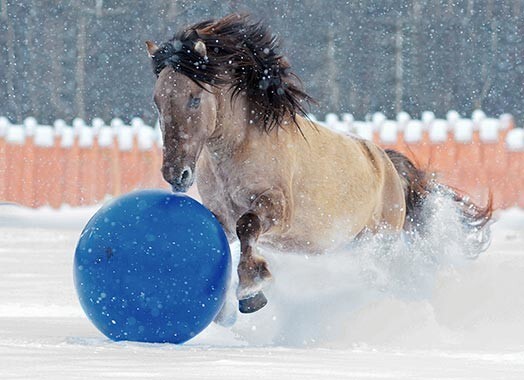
[74, 190, 231, 344]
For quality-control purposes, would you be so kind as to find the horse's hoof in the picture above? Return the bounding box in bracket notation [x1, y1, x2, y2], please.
[239, 292, 268, 314]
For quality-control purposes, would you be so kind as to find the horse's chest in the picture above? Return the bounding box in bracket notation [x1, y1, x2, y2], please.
[197, 169, 252, 236]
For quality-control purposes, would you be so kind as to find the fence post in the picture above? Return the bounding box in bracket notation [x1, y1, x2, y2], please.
[96, 125, 114, 202]
[403, 120, 430, 167]
[78, 125, 97, 205]
[378, 120, 399, 151]
[117, 123, 140, 194]
[33, 125, 56, 208]
[452, 119, 485, 204]
[479, 118, 506, 209]
[61, 126, 80, 207]
[0, 117, 9, 201]
[137, 124, 157, 188]
[20, 118, 37, 207]
[505, 128, 524, 208]
[371, 112, 386, 144]
[429, 119, 456, 177]
[5, 124, 26, 204]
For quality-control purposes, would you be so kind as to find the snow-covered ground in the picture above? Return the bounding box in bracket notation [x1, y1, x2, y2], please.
[1, 202, 524, 379]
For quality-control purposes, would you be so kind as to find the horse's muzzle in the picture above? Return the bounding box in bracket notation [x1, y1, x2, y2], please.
[163, 165, 194, 193]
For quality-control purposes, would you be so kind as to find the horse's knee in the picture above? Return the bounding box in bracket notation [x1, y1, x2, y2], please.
[239, 189, 291, 238]
[236, 212, 262, 247]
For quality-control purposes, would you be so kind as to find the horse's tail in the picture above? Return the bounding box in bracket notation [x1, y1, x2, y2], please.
[385, 149, 493, 255]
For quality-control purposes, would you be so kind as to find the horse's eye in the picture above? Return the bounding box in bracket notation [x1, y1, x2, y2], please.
[188, 97, 201, 109]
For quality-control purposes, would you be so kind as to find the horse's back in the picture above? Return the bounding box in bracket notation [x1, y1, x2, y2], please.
[279, 118, 405, 251]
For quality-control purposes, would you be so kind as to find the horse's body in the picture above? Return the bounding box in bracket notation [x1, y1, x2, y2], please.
[197, 111, 406, 253]
[146, 14, 491, 315]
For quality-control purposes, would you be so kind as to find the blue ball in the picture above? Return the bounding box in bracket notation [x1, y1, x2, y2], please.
[74, 190, 231, 344]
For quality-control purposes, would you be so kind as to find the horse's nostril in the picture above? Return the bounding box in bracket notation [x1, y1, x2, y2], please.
[181, 168, 191, 182]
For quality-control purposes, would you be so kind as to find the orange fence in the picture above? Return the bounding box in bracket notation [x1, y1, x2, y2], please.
[0, 117, 168, 208]
[0, 112, 523, 210]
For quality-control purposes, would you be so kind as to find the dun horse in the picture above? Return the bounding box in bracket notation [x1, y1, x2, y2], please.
[146, 14, 491, 316]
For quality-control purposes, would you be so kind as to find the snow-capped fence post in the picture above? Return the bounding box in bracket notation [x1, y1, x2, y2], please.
[78, 124, 97, 206]
[378, 120, 398, 151]
[499, 113, 515, 142]
[33, 124, 58, 208]
[97, 125, 116, 202]
[20, 118, 37, 207]
[0, 117, 9, 201]
[61, 125, 80, 207]
[371, 112, 386, 144]
[116, 121, 140, 195]
[452, 118, 486, 203]
[505, 128, 524, 208]
[479, 118, 507, 208]
[420, 111, 435, 148]
[403, 120, 430, 166]
[429, 119, 455, 175]
[136, 123, 159, 189]
[395, 112, 410, 150]
[51, 120, 68, 209]
[5, 123, 26, 205]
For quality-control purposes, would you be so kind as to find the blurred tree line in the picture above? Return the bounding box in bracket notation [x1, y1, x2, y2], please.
[0, 0, 522, 125]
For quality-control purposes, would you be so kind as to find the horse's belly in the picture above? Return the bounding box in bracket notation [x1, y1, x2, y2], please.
[261, 209, 369, 253]
[272, 184, 381, 252]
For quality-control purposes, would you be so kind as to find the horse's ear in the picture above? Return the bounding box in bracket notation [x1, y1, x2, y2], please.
[194, 40, 207, 58]
[145, 40, 159, 57]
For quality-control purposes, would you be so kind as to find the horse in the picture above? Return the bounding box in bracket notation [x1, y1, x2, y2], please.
[145, 13, 492, 316]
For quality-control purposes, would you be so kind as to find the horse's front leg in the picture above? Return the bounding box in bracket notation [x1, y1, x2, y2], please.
[236, 190, 289, 313]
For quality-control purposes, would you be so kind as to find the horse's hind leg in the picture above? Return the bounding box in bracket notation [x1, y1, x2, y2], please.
[235, 189, 289, 313]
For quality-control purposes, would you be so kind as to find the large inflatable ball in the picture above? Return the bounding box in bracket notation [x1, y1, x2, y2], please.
[74, 190, 231, 344]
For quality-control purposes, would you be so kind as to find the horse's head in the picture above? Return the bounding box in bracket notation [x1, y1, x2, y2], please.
[146, 14, 313, 191]
[147, 40, 218, 192]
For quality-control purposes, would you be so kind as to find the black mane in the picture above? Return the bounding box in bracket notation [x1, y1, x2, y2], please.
[151, 13, 313, 132]
[150, 22, 230, 87]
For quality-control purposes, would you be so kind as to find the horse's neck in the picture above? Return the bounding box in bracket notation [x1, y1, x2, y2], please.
[205, 91, 250, 162]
